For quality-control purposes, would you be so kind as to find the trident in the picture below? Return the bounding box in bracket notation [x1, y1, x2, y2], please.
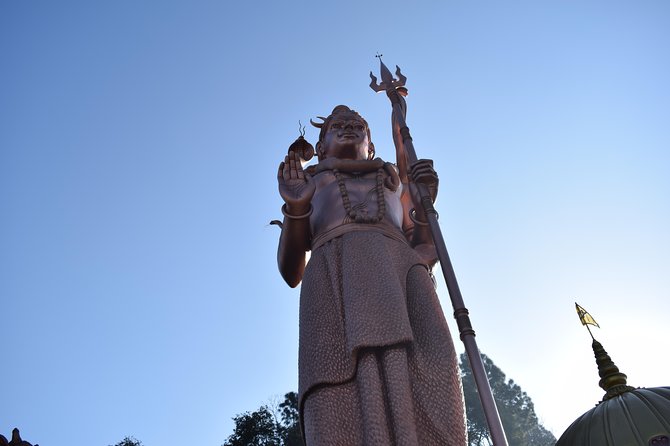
[371, 56, 509, 446]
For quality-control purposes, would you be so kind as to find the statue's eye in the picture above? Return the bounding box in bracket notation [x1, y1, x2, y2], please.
[331, 123, 342, 129]
[355, 124, 364, 131]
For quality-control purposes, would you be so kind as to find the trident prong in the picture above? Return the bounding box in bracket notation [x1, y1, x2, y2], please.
[369, 72, 383, 92]
[369, 55, 407, 94]
[395, 65, 406, 86]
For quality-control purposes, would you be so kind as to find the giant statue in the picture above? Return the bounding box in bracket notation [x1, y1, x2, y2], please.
[276, 104, 466, 445]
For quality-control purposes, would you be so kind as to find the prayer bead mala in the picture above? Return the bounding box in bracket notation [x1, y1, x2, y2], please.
[333, 168, 386, 224]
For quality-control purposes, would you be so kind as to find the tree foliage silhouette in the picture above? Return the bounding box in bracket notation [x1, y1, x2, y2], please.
[223, 355, 555, 446]
[110, 437, 142, 446]
[460, 352, 556, 446]
[222, 392, 302, 446]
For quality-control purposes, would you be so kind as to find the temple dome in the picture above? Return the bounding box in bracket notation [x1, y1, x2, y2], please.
[557, 386, 670, 445]
[556, 341, 670, 446]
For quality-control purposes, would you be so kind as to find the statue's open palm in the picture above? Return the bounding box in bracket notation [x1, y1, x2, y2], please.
[278, 150, 315, 210]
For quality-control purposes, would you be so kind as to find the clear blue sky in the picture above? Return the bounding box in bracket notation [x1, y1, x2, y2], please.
[2, 1, 668, 445]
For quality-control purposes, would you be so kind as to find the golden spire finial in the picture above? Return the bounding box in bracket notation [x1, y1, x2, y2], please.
[575, 302, 635, 402]
[592, 339, 635, 401]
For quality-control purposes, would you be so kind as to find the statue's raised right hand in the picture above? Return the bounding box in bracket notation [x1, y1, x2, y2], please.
[278, 150, 315, 213]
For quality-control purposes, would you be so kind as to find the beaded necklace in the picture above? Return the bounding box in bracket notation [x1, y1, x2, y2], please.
[332, 168, 386, 224]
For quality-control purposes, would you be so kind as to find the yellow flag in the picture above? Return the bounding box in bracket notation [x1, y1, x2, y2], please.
[575, 302, 600, 327]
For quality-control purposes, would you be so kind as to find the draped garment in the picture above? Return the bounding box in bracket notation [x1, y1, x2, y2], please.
[298, 230, 466, 445]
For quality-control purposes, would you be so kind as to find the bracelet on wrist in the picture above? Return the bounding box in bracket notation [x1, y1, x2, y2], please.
[409, 208, 429, 226]
[282, 204, 313, 220]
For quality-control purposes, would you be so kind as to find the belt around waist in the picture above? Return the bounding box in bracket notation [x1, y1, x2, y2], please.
[311, 223, 409, 251]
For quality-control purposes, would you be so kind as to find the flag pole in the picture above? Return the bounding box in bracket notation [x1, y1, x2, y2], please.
[586, 324, 595, 340]
[370, 57, 509, 446]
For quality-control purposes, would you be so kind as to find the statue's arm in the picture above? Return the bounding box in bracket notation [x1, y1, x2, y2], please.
[391, 95, 422, 238]
[277, 215, 310, 288]
[391, 99, 438, 256]
[277, 151, 314, 288]
[406, 159, 439, 262]
[391, 93, 410, 184]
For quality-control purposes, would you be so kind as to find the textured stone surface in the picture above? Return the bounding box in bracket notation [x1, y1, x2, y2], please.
[299, 231, 466, 445]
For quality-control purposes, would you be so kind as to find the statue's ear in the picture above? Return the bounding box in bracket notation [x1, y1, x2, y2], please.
[316, 141, 324, 161]
[368, 142, 376, 160]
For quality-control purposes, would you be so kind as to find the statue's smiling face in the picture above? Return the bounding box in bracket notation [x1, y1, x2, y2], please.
[320, 114, 371, 161]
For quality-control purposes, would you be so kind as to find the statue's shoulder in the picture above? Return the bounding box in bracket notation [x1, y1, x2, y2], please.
[383, 161, 399, 173]
[305, 164, 335, 192]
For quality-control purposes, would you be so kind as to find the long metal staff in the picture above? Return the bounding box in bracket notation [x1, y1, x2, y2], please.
[370, 57, 509, 446]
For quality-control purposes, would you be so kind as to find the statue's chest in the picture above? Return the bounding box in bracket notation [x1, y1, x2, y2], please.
[310, 169, 404, 234]
[315, 171, 380, 204]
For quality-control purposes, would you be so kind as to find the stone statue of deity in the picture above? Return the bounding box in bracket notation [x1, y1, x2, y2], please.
[277, 105, 466, 445]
